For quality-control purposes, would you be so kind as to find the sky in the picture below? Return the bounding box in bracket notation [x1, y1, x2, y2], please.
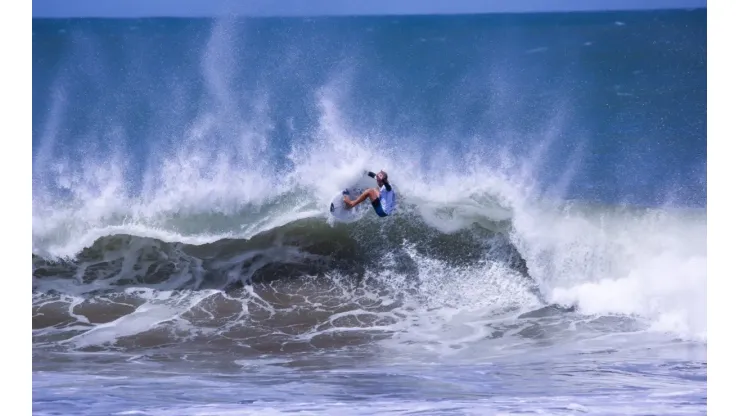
[33, 0, 707, 18]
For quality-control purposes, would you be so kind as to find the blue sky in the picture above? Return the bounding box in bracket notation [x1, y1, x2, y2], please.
[33, 0, 707, 18]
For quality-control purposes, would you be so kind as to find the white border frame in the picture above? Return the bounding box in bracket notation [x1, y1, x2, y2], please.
[4, 0, 31, 414]
[707, 1, 734, 415]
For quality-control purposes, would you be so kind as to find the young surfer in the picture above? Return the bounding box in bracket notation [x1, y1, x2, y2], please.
[343, 170, 396, 217]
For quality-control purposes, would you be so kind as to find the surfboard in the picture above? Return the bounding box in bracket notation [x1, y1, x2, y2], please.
[329, 187, 369, 223]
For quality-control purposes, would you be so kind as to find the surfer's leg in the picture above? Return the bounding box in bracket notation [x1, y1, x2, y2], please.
[371, 197, 387, 217]
[344, 188, 379, 208]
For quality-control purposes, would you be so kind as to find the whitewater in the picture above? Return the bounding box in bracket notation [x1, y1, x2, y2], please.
[33, 10, 706, 415]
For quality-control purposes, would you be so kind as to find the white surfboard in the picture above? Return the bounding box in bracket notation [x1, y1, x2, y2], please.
[329, 187, 369, 223]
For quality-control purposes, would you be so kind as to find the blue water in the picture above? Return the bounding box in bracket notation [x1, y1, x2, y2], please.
[33, 9, 706, 416]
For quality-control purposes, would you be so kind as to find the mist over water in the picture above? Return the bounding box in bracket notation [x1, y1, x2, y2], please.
[33, 10, 706, 415]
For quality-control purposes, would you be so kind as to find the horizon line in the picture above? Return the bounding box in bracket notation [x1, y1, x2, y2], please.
[32, 6, 706, 20]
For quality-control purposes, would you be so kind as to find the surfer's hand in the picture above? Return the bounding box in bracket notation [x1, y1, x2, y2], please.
[366, 170, 376, 178]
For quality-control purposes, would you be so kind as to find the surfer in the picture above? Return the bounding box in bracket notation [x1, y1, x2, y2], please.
[343, 170, 396, 217]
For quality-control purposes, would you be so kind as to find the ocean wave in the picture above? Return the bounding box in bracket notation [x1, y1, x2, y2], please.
[32, 14, 706, 354]
[32, 208, 528, 290]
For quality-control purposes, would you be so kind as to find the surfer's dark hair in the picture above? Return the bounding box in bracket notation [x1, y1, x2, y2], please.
[368, 170, 390, 187]
[378, 170, 391, 191]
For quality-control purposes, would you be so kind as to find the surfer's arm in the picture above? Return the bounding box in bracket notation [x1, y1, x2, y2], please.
[366, 170, 391, 191]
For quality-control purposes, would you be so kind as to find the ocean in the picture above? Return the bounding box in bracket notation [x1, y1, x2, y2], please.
[32, 9, 707, 415]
